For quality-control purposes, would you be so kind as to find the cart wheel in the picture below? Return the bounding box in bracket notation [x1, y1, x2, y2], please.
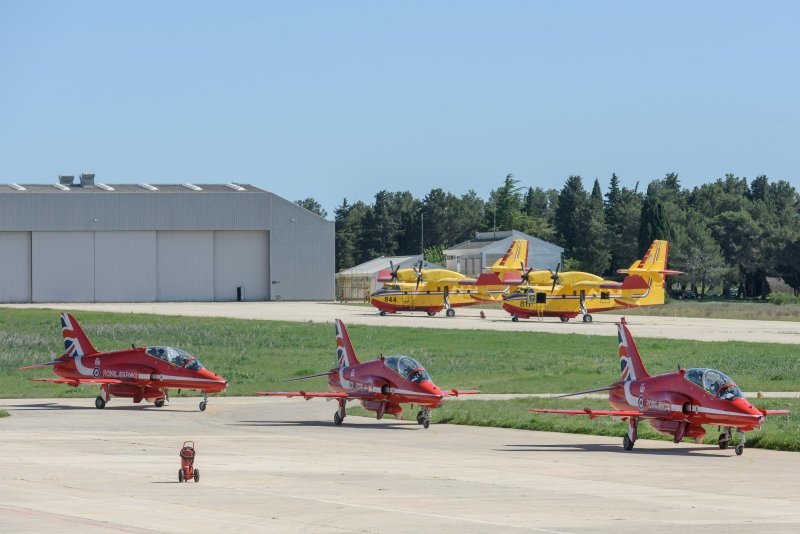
[95, 396, 106, 409]
[199, 401, 207, 411]
[154, 398, 165, 408]
[178, 469, 184, 483]
[194, 468, 200, 482]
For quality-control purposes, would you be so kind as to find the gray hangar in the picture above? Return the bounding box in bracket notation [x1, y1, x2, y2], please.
[0, 176, 334, 303]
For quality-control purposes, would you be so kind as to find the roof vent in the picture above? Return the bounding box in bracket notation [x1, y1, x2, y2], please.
[10, 183, 26, 191]
[225, 183, 245, 191]
[97, 183, 115, 191]
[182, 183, 202, 191]
[53, 183, 70, 191]
[58, 174, 75, 185]
[79, 173, 95, 186]
[138, 183, 158, 191]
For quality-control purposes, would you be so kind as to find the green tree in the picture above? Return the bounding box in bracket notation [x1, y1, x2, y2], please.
[360, 191, 400, 259]
[673, 211, 729, 297]
[638, 189, 672, 256]
[605, 174, 643, 269]
[555, 175, 588, 259]
[485, 173, 523, 232]
[294, 197, 328, 218]
[334, 199, 369, 270]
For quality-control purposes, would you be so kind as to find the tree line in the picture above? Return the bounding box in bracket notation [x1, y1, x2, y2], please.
[296, 172, 800, 298]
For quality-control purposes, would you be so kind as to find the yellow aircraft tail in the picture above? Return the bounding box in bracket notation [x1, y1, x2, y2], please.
[489, 239, 529, 274]
[616, 240, 680, 306]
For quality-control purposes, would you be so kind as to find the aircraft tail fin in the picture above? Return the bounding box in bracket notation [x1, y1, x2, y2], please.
[60, 313, 99, 357]
[618, 318, 649, 381]
[490, 239, 529, 274]
[615, 240, 681, 306]
[334, 319, 360, 367]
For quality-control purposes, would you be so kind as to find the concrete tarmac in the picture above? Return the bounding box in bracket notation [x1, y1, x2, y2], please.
[5, 301, 800, 344]
[2, 397, 799, 533]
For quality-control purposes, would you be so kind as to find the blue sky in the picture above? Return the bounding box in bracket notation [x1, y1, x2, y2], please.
[1, 1, 797, 215]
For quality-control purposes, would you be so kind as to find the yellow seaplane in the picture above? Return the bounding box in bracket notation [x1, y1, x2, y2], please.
[371, 239, 529, 317]
[502, 240, 680, 323]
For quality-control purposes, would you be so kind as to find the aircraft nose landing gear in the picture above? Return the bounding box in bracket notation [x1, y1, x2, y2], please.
[735, 429, 746, 456]
[718, 427, 732, 450]
[199, 391, 208, 411]
[416, 407, 431, 429]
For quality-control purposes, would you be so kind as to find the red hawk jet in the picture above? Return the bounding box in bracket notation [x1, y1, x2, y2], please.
[21, 313, 227, 411]
[531, 318, 789, 455]
[258, 319, 478, 427]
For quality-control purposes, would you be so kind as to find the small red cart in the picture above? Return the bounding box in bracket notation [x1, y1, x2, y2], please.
[178, 441, 200, 482]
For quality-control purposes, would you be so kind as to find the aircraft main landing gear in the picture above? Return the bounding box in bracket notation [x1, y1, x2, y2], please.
[511, 314, 519, 322]
[199, 391, 208, 412]
[736, 429, 746, 456]
[416, 407, 431, 429]
[583, 314, 593, 323]
[559, 316, 570, 323]
[623, 417, 638, 450]
[95, 396, 106, 409]
[334, 399, 347, 426]
[445, 308, 455, 317]
[379, 311, 387, 316]
[154, 398, 165, 408]
[718, 427, 732, 450]
[427, 311, 436, 317]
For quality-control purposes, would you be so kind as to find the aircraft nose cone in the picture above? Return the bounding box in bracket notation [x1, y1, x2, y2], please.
[420, 380, 443, 398]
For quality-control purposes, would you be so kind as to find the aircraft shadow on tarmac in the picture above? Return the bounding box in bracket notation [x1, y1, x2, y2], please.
[6, 402, 197, 413]
[230, 419, 418, 430]
[499, 443, 729, 458]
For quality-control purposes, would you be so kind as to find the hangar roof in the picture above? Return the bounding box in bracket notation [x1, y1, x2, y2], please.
[0, 183, 265, 193]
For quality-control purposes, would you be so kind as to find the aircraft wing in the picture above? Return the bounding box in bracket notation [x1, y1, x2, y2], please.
[30, 377, 123, 386]
[761, 409, 791, 416]
[530, 408, 644, 419]
[256, 391, 371, 400]
[443, 389, 480, 397]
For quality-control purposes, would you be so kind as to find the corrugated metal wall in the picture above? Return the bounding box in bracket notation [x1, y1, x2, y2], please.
[0, 189, 335, 302]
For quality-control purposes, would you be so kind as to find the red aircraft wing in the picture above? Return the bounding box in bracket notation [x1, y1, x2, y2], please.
[760, 409, 791, 416]
[257, 391, 372, 400]
[30, 377, 124, 386]
[530, 407, 644, 419]
[442, 389, 481, 397]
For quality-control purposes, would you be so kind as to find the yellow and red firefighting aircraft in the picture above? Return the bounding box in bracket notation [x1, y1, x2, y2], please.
[371, 239, 529, 317]
[503, 240, 680, 323]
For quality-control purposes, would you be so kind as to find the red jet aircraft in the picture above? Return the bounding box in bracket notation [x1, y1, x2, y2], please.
[21, 313, 227, 411]
[258, 319, 478, 427]
[531, 318, 789, 455]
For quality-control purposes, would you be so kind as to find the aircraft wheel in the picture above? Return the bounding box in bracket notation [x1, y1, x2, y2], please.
[199, 401, 207, 412]
[154, 398, 165, 408]
[511, 315, 519, 322]
[416, 411, 424, 424]
[735, 444, 744, 456]
[178, 469, 185, 483]
[423, 419, 430, 429]
[623, 435, 634, 450]
[718, 433, 730, 449]
[194, 468, 200, 482]
[583, 314, 593, 323]
[427, 311, 435, 317]
[446, 309, 455, 317]
[334, 411, 343, 426]
[379, 311, 387, 316]
[559, 316, 570, 323]
[95, 396, 106, 409]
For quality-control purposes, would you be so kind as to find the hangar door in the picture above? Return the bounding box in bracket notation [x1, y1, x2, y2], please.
[32, 232, 95, 302]
[95, 232, 157, 302]
[213, 231, 269, 301]
[156, 231, 214, 301]
[0, 232, 31, 303]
